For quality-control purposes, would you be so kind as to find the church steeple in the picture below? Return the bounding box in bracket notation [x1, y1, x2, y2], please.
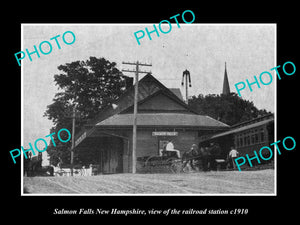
[222, 62, 230, 95]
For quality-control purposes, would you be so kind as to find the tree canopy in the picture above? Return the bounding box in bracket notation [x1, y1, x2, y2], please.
[188, 93, 270, 126]
[44, 57, 132, 165]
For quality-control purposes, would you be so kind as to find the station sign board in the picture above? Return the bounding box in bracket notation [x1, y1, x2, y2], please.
[152, 131, 178, 136]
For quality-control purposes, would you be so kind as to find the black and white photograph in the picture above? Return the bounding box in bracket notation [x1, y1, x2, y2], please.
[21, 24, 276, 195]
[4, 5, 298, 221]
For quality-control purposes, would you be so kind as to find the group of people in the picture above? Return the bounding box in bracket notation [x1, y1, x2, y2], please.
[161, 140, 239, 171]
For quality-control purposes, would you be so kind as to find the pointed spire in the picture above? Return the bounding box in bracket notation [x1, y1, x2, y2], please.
[222, 62, 230, 95]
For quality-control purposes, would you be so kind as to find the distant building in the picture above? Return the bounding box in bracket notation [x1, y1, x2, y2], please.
[222, 62, 230, 95]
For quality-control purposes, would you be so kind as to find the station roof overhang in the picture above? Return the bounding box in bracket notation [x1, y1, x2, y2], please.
[199, 118, 274, 143]
[74, 113, 229, 148]
[95, 113, 230, 129]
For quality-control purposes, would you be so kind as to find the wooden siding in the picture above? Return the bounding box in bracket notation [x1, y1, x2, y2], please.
[76, 136, 124, 174]
[135, 93, 189, 112]
[135, 129, 199, 158]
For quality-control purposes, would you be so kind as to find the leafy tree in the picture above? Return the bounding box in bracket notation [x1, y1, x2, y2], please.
[44, 57, 132, 165]
[188, 93, 270, 126]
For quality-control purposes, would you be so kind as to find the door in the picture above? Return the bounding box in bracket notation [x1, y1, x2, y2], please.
[116, 138, 124, 173]
[101, 137, 124, 174]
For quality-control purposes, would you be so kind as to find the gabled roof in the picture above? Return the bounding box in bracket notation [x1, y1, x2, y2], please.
[75, 73, 229, 141]
[120, 88, 195, 114]
[169, 88, 184, 101]
[83, 73, 195, 126]
[96, 113, 229, 129]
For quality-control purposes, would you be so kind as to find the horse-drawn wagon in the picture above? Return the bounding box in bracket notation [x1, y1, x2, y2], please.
[137, 151, 182, 173]
[138, 149, 205, 173]
[138, 144, 228, 173]
[24, 152, 54, 177]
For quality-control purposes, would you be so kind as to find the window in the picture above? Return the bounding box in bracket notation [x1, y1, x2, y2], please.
[242, 132, 251, 146]
[260, 128, 265, 142]
[251, 130, 255, 144]
[246, 133, 251, 145]
[240, 136, 243, 147]
[236, 135, 240, 147]
[255, 133, 259, 143]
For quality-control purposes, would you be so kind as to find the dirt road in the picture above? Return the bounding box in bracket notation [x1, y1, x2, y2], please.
[23, 169, 275, 195]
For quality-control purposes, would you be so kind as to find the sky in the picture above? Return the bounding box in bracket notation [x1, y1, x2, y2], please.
[22, 24, 276, 149]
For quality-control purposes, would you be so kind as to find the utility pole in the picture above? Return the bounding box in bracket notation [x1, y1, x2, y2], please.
[64, 91, 78, 176]
[70, 106, 76, 176]
[122, 61, 152, 173]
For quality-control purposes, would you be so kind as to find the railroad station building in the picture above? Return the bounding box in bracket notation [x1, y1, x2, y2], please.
[74, 73, 229, 173]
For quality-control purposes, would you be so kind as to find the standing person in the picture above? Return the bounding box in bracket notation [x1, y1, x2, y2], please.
[57, 156, 63, 169]
[165, 140, 181, 158]
[200, 146, 209, 171]
[182, 144, 199, 171]
[190, 144, 200, 171]
[209, 142, 217, 170]
[228, 146, 239, 169]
